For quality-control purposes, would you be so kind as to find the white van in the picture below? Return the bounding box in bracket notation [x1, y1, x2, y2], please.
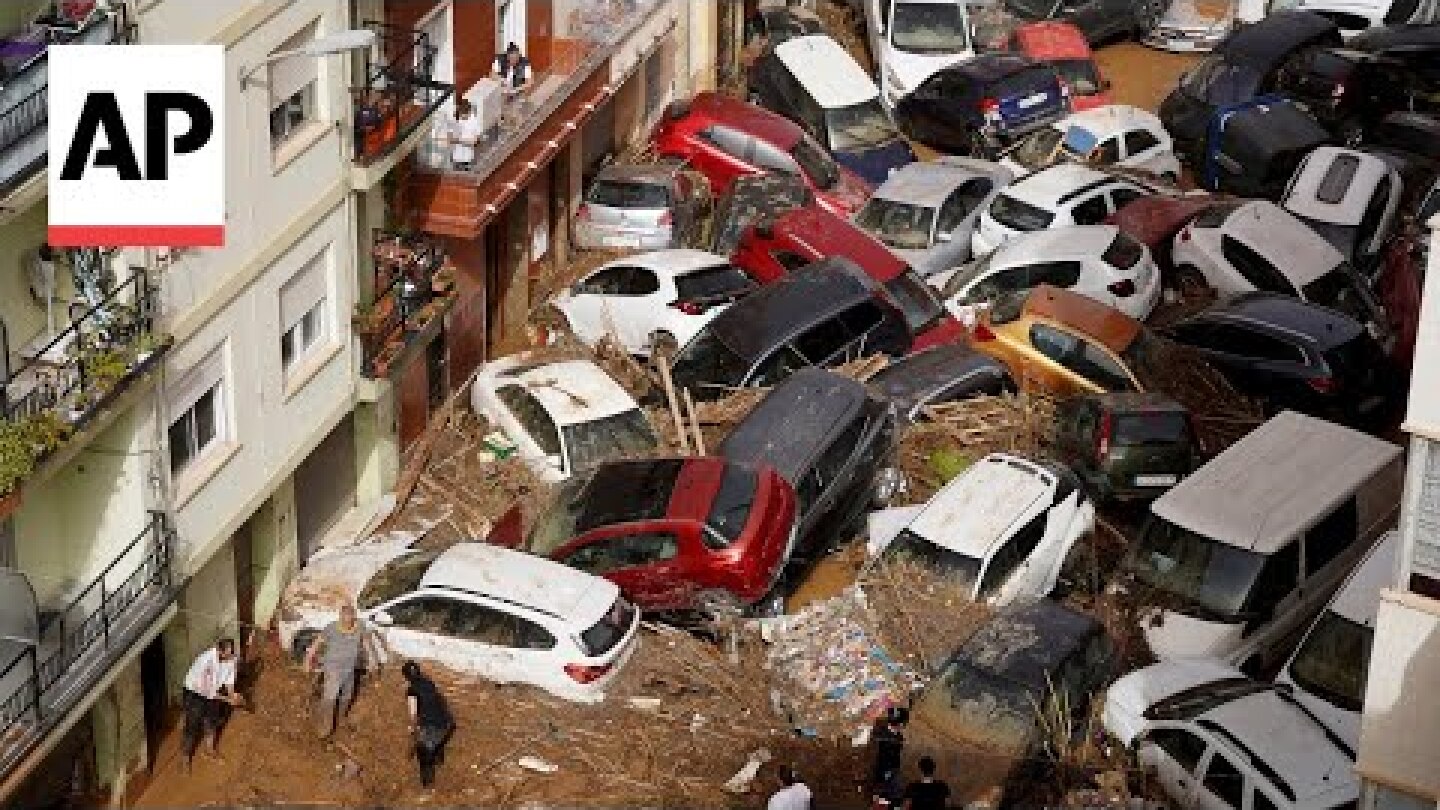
[1118, 410, 1402, 672]
[1276, 529, 1397, 749]
[864, 0, 975, 111]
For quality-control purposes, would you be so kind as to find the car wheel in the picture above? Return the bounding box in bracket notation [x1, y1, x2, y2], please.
[648, 329, 678, 360]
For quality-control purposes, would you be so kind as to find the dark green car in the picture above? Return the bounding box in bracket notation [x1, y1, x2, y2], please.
[1054, 393, 1197, 502]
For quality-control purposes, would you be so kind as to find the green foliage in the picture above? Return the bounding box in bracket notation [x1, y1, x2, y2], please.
[83, 347, 131, 394]
[0, 413, 74, 496]
[928, 447, 972, 483]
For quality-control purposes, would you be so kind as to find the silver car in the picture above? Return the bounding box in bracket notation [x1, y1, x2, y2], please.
[574, 164, 709, 251]
[851, 157, 1014, 278]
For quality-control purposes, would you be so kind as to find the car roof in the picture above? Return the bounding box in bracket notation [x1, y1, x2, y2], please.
[1217, 11, 1340, 69]
[1109, 195, 1230, 248]
[683, 92, 803, 149]
[1218, 201, 1344, 287]
[1004, 164, 1117, 209]
[872, 159, 1006, 209]
[608, 249, 732, 277]
[910, 454, 1055, 562]
[1061, 105, 1160, 140]
[707, 259, 875, 361]
[1012, 21, 1091, 58]
[1022, 284, 1142, 352]
[867, 344, 1010, 411]
[596, 163, 677, 184]
[767, 207, 908, 281]
[718, 367, 869, 482]
[1150, 410, 1400, 552]
[992, 224, 1123, 265]
[485, 356, 639, 425]
[1198, 291, 1365, 350]
[773, 34, 877, 109]
[1329, 529, 1397, 626]
[1285, 146, 1394, 225]
[952, 600, 1100, 691]
[419, 542, 618, 621]
[1198, 689, 1359, 803]
[1086, 391, 1188, 414]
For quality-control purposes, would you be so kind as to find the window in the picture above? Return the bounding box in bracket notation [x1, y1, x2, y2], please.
[1305, 497, 1357, 576]
[268, 23, 321, 151]
[576, 265, 658, 296]
[989, 194, 1055, 231]
[814, 419, 863, 489]
[1030, 324, 1134, 391]
[1124, 129, 1161, 157]
[389, 596, 454, 634]
[280, 252, 329, 374]
[169, 382, 222, 474]
[1071, 195, 1108, 225]
[1110, 187, 1147, 210]
[751, 139, 800, 176]
[675, 264, 755, 304]
[700, 125, 753, 162]
[447, 602, 556, 649]
[495, 385, 562, 457]
[1101, 232, 1145, 270]
[1204, 323, 1305, 363]
[1220, 236, 1296, 295]
[1316, 153, 1361, 204]
[980, 512, 1046, 597]
[1244, 542, 1300, 621]
[771, 250, 811, 273]
[1031, 323, 1078, 364]
[1357, 176, 1393, 246]
[281, 300, 324, 371]
[1252, 789, 1278, 810]
[751, 345, 810, 387]
[964, 265, 1030, 303]
[795, 319, 850, 363]
[1023, 261, 1083, 289]
[1148, 728, 1208, 773]
[838, 301, 884, 337]
[563, 532, 679, 575]
[1199, 750, 1245, 808]
[1095, 138, 1121, 164]
[937, 179, 992, 235]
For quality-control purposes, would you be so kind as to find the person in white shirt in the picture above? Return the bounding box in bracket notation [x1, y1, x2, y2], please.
[181, 638, 244, 772]
[767, 766, 812, 810]
[445, 98, 484, 171]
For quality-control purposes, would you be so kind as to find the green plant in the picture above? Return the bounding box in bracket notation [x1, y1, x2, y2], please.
[134, 331, 161, 355]
[0, 413, 72, 496]
[83, 347, 131, 393]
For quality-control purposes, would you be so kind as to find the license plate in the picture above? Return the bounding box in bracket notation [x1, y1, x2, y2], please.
[1135, 474, 1178, 487]
[1018, 92, 1048, 109]
[603, 235, 637, 248]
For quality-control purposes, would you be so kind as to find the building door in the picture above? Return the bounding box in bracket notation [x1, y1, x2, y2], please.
[140, 638, 169, 772]
[415, 1, 455, 118]
[427, 329, 448, 410]
[293, 414, 358, 564]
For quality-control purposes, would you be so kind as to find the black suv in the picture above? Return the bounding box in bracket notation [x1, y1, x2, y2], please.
[1273, 47, 1415, 143]
[895, 54, 1069, 157]
[719, 367, 899, 563]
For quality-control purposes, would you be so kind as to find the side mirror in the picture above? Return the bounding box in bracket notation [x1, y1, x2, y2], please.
[372, 610, 394, 627]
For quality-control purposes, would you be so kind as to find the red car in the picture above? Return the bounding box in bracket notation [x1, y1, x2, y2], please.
[490, 458, 798, 614]
[1106, 194, 1236, 280]
[731, 205, 968, 351]
[1008, 22, 1111, 112]
[652, 92, 872, 218]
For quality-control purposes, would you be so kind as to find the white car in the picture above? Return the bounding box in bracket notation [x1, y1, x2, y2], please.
[865, 453, 1095, 606]
[551, 249, 756, 357]
[971, 164, 1154, 257]
[1104, 660, 1359, 810]
[866, 0, 975, 111]
[1170, 199, 1389, 334]
[1001, 105, 1183, 181]
[1271, 0, 1421, 36]
[1280, 146, 1402, 267]
[277, 540, 642, 704]
[471, 353, 659, 482]
[936, 225, 1162, 320]
[1145, 0, 1236, 52]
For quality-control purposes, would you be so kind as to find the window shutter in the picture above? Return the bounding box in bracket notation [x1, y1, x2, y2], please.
[1410, 438, 1440, 581]
[169, 344, 226, 420]
[280, 252, 328, 328]
[269, 21, 320, 110]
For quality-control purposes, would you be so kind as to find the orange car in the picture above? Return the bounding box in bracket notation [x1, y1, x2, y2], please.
[969, 285, 1149, 397]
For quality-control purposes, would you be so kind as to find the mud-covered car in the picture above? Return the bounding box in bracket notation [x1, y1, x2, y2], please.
[710, 172, 814, 256]
[905, 600, 1116, 801]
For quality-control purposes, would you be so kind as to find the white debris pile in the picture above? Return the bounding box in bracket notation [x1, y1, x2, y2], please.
[763, 587, 925, 742]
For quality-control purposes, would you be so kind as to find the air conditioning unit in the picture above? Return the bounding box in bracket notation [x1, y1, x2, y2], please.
[464, 78, 505, 137]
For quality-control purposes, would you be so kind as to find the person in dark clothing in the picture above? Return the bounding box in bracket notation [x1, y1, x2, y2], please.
[493, 41, 532, 97]
[403, 661, 454, 788]
[870, 706, 908, 808]
[902, 756, 951, 810]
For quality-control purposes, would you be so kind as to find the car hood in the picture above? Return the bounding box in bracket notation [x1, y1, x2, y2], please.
[1104, 659, 1246, 744]
[279, 539, 415, 618]
[884, 46, 970, 96]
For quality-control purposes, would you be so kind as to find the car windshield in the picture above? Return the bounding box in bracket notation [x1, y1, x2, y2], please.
[885, 272, 947, 334]
[885, 528, 983, 597]
[527, 472, 596, 557]
[791, 136, 841, 190]
[826, 99, 902, 152]
[856, 197, 937, 250]
[1305, 263, 1380, 325]
[1114, 412, 1190, 446]
[891, 2, 971, 54]
[579, 597, 636, 657]
[989, 193, 1055, 231]
[939, 253, 996, 300]
[588, 179, 670, 209]
[1288, 610, 1373, 713]
[356, 550, 441, 610]
[562, 410, 658, 473]
[1008, 127, 1065, 170]
[1125, 519, 1266, 621]
[675, 264, 756, 304]
[705, 463, 761, 547]
[1053, 59, 1101, 96]
[672, 329, 751, 392]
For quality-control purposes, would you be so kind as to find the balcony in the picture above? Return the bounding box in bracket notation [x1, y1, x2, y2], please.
[0, 511, 177, 776]
[350, 20, 453, 191]
[0, 3, 131, 202]
[401, 0, 676, 239]
[355, 231, 455, 378]
[0, 262, 169, 500]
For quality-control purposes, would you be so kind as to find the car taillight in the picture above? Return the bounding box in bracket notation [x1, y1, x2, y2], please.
[576, 203, 591, 222]
[1308, 376, 1338, 394]
[658, 209, 673, 226]
[1108, 279, 1137, 297]
[972, 322, 996, 341]
[564, 662, 613, 684]
[1096, 410, 1112, 460]
[669, 300, 706, 315]
[979, 97, 1000, 115]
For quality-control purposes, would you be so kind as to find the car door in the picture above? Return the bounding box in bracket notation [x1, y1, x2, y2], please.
[983, 504, 1051, 604]
[800, 416, 872, 551]
[373, 594, 450, 663]
[557, 527, 695, 610]
[1137, 726, 1209, 809]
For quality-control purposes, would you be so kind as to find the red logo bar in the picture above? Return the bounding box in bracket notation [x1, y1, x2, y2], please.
[47, 224, 224, 247]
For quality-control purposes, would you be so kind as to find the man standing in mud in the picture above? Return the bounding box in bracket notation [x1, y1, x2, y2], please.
[870, 707, 908, 808]
[304, 604, 386, 739]
[181, 638, 245, 772]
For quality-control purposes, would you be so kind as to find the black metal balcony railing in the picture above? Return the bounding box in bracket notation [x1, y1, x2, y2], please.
[352, 20, 454, 165]
[0, 511, 176, 774]
[0, 85, 44, 155]
[359, 231, 450, 376]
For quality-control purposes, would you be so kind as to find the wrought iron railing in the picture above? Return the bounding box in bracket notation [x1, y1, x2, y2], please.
[0, 511, 176, 774]
[359, 231, 449, 376]
[352, 20, 454, 165]
[0, 85, 45, 154]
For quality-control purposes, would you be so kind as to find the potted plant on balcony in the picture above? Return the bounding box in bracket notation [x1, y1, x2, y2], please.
[0, 412, 71, 508]
[132, 332, 160, 367]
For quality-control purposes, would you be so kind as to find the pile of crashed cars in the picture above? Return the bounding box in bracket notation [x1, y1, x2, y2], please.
[278, 4, 1439, 807]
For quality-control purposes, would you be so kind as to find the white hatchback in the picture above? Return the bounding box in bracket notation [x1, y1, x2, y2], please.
[277, 541, 642, 703]
[865, 453, 1095, 606]
[1280, 146, 1402, 266]
[1001, 105, 1183, 181]
[971, 164, 1155, 257]
[935, 225, 1162, 320]
[551, 249, 757, 358]
[471, 352, 659, 482]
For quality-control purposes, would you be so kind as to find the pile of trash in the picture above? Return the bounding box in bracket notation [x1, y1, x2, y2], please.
[763, 587, 925, 742]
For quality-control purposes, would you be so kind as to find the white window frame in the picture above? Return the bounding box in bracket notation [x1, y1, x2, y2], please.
[169, 380, 225, 476]
[278, 249, 333, 383]
[269, 81, 318, 149]
[280, 299, 326, 371]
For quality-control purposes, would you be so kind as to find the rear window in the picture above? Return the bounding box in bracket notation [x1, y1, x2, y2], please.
[1052, 59, 1102, 97]
[705, 464, 760, 547]
[1101, 232, 1145, 270]
[993, 67, 1060, 101]
[675, 264, 756, 304]
[989, 194, 1055, 231]
[588, 180, 670, 209]
[1315, 153, 1361, 205]
[672, 329, 751, 391]
[579, 597, 635, 656]
[1114, 412, 1190, 446]
[1322, 333, 1382, 380]
[1193, 202, 1242, 229]
[884, 272, 947, 334]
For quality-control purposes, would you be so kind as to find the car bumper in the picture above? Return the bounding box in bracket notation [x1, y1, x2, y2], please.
[573, 224, 674, 251]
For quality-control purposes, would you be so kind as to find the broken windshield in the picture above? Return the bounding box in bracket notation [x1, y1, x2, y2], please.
[826, 99, 902, 152]
[1125, 519, 1266, 621]
[856, 197, 937, 250]
[892, 2, 972, 54]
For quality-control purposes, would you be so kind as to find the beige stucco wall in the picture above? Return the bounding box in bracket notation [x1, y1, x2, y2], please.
[90, 657, 146, 799]
[1358, 591, 1440, 799]
[248, 476, 299, 628]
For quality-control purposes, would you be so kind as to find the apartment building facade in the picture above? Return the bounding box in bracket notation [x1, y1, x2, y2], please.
[1357, 231, 1440, 809]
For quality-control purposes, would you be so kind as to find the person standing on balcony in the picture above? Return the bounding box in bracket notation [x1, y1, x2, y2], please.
[180, 638, 244, 773]
[494, 42, 532, 99]
[304, 604, 387, 740]
[443, 98, 484, 171]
